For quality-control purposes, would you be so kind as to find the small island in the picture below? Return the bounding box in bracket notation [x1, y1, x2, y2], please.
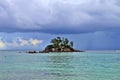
[42, 37, 83, 53]
[27, 37, 83, 53]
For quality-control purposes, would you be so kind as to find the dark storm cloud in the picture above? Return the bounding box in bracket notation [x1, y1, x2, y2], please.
[0, 0, 120, 34]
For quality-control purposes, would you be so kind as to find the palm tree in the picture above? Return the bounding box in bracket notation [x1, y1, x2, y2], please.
[64, 38, 69, 47]
[56, 37, 62, 46]
[56, 37, 62, 51]
[50, 37, 74, 51]
[51, 37, 62, 51]
[50, 38, 57, 48]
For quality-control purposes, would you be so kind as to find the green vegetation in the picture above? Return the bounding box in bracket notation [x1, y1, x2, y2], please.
[42, 36, 81, 53]
[28, 37, 82, 53]
[50, 37, 74, 51]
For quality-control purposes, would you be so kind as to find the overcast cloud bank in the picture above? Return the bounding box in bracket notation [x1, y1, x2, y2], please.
[0, 0, 120, 34]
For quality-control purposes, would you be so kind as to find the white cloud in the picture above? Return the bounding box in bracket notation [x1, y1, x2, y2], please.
[29, 38, 43, 46]
[17, 37, 43, 46]
[0, 40, 5, 48]
[0, 37, 43, 49]
[17, 37, 29, 46]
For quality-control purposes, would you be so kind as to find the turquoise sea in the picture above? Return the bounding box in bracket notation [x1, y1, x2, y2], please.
[0, 51, 120, 80]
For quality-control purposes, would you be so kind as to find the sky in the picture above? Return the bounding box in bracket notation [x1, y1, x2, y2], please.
[0, 0, 120, 50]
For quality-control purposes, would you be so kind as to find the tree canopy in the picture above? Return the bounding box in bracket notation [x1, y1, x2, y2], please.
[50, 37, 74, 51]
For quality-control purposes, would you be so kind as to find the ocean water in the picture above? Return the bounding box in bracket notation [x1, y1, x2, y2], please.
[0, 51, 120, 80]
